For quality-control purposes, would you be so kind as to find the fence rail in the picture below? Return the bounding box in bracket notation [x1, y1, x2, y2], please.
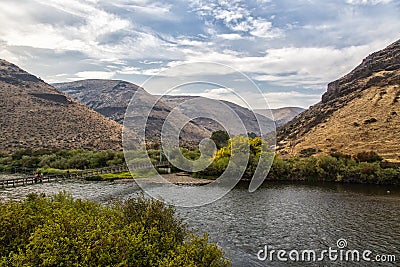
[1, 161, 170, 189]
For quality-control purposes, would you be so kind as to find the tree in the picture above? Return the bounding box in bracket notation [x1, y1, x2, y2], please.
[354, 151, 383, 163]
[210, 130, 229, 149]
[247, 132, 257, 138]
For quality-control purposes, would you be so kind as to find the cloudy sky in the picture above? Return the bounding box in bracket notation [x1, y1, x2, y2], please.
[0, 0, 399, 108]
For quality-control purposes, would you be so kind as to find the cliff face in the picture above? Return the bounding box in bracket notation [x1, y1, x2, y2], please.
[277, 39, 400, 161]
[0, 59, 123, 152]
[322, 40, 400, 103]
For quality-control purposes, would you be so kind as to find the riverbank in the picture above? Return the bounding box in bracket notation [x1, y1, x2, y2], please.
[115, 173, 214, 186]
[0, 174, 23, 180]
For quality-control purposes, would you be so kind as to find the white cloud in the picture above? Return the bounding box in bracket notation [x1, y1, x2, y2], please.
[1, 0, 399, 109]
[190, 0, 281, 39]
[91, 38, 393, 92]
[262, 91, 321, 109]
[176, 89, 319, 109]
[201, 88, 232, 96]
[248, 18, 281, 38]
[75, 71, 115, 79]
[0, 0, 129, 53]
[174, 40, 394, 88]
[117, 66, 168, 76]
[140, 60, 164, 65]
[0, 0, 181, 62]
[217, 33, 245, 40]
[346, 0, 393, 5]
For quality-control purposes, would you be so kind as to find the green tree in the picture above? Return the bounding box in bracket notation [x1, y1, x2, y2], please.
[354, 151, 383, 163]
[210, 130, 229, 149]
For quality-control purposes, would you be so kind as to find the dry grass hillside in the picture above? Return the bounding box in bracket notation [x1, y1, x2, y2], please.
[277, 39, 400, 161]
[0, 59, 123, 152]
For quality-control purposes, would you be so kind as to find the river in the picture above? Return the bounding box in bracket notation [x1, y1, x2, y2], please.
[1, 179, 399, 266]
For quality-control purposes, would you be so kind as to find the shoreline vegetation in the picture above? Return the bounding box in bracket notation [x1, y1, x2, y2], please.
[191, 136, 399, 186]
[0, 192, 231, 266]
[0, 133, 399, 186]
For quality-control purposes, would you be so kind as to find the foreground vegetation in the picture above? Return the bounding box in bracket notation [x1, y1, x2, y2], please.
[0, 193, 231, 267]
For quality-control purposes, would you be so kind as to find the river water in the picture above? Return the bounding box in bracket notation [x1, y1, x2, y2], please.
[1, 180, 399, 266]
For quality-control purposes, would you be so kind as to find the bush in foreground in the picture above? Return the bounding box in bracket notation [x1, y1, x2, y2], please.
[0, 193, 230, 267]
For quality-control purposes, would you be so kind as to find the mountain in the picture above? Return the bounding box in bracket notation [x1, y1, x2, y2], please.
[277, 39, 400, 161]
[54, 80, 210, 144]
[0, 59, 122, 152]
[255, 107, 305, 127]
[54, 80, 141, 124]
[55, 81, 275, 140]
[159, 95, 275, 137]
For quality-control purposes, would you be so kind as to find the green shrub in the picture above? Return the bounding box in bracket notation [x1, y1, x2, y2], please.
[84, 175, 103, 181]
[0, 193, 231, 267]
[354, 151, 383, 163]
[97, 172, 133, 180]
[299, 147, 318, 157]
[210, 130, 229, 149]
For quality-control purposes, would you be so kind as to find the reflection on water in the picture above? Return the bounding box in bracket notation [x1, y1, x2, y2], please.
[1, 180, 399, 266]
[178, 182, 400, 266]
[0, 179, 140, 203]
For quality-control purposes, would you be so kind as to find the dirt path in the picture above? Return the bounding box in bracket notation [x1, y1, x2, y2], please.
[115, 173, 214, 185]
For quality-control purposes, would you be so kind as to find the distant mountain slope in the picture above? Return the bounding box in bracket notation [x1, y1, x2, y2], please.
[54, 79, 140, 124]
[158, 95, 276, 137]
[55, 81, 276, 139]
[255, 107, 305, 126]
[54, 80, 210, 143]
[277, 39, 400, 161]
[0, 60, 122, 152]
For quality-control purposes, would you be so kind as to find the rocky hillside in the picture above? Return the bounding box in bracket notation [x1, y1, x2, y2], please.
[255, 107, 305, 126]
[54, 80, 210, 144]
[55, 81, 276, 140]
[54, 80, 141, 124]
[277, 39, 400, 161]
[0, 60, 122, 152]
[160, 95, 275, 137]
